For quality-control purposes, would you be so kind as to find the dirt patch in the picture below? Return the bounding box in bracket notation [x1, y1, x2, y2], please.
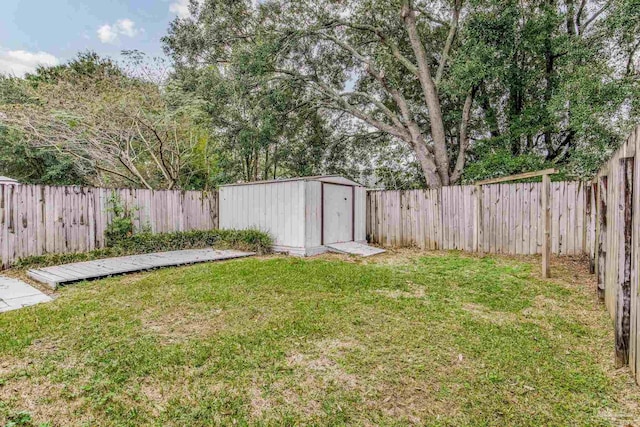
[314, 338, 362, 353]
[305, 247, 430, 266]
[248, 383, 272, 418]
[135, 378, 205, 417]
[244, 339, 362, 421]
[286, 352, 358, 389]
[0, 357, 30, 378]
[361, 361, 466, 424]
[0, 366, 91, 426]
[140, 307, 226, 344]
[116, 272, 153, 286]
[374, 281, 426, 299]
[462, 303, 518, 325]
[521, 295, 564, 319]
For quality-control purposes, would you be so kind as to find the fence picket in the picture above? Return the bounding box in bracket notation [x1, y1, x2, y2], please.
[366, 183, 588, 258]
[0, 184, 219, 269]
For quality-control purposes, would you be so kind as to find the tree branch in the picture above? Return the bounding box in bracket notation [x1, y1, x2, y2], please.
[579, 0, 610, 34]
[316, 33, 420, 133]
[435, 0, 462, 86]
[319, 31, 437, 158]
[333, 21, 419, 76]
[340, 90, 406, 130]
[450, 87, 476, 184]
[313, 80, 411, 140]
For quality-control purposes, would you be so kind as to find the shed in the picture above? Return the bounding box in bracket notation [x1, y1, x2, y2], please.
[0, 176, 19, 185]
[219, 175, 367, 256]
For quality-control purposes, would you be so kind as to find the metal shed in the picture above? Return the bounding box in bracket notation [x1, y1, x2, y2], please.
[0, 176, 19, 185]
[219, 175, 367, 256]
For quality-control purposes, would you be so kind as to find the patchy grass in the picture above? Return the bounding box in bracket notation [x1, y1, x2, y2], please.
[0, 251, 638, 426]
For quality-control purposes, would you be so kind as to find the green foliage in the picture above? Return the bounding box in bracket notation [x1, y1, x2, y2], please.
[166, 58, 341, 184]
[12, 229, 273, 270]
[0, 76, 90, 185]
[104, 193, 136, 246]
[1, 411, 48, 427]
[162, 0, 638, 186]
[12, 247, 131, 270]
[0, 131, 89, 186]
[114, 229, 272, 254]
[450, 0, 639, 181]
[1, 52, 224, 190]
[462, 140, 550, 184]
[1, 2, 637, 189]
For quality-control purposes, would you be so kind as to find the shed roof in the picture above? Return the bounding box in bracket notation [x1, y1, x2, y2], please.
[220, 175, 363, 188]
[0, 176, 18, 184]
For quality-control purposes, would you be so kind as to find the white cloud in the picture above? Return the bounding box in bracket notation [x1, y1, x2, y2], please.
[169, 0, 190, 19]
[0, 49, 59, 77]
[97, 19, 141, 44]
[169, 0, 206, 18]
[97, 24, 118, 43]
[117, 19, 137, 37]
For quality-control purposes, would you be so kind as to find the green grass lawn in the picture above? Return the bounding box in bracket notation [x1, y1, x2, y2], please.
[1, 251, 638, 426]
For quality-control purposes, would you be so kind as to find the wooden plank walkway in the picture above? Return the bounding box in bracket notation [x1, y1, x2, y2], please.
[0, 275, 52, 313]
[27, 249, 255, 289]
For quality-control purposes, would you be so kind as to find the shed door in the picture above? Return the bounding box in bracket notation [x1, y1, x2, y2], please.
[323, 183, 353, 244]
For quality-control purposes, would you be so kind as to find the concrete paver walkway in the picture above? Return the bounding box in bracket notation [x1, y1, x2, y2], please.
[0, 276, 52, 313]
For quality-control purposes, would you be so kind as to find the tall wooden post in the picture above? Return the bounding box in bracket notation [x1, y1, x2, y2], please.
[475, 185, 483, 255]
[542, 174, 551, 278]
[597, 176, 608, 301]
[615, 157, 634, 367]
[474, 168, 558, 276]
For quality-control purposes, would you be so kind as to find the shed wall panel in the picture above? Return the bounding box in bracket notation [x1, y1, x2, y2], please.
[305, 181, 322, 248]
[219, 181, 306, 248]
[354, 187, 366, 241]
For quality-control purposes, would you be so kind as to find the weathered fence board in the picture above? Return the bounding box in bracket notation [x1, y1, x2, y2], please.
[590, 125, 640, 383]
[0, 184, 218, 269]
[367, 181, 585, 255]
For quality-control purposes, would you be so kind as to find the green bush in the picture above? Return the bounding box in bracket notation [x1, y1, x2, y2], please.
[113, 229, 273, 254]
[13, 229, 272, 270]
[104, 193, 136, 246]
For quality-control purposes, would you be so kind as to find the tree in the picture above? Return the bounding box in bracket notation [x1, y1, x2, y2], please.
[164, 8, 354, 184]
[0, 52, 220, 190]
[0, 74, 91, 185]
[0, 126, 91, 185]
[460, 0, 638, 179]
[164, 0, 477, 188]
[164, 0, 638, 187]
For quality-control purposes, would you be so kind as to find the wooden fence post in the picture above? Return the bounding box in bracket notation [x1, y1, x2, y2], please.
[475, 185, 483, 254]
[542, 174, 551, 278]
[615, 157, 634, 367]
[587, 183, 597, 274]
[597, 176, 608, 301]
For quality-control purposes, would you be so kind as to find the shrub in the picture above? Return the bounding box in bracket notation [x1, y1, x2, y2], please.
[13, 229, 272, 270]
[104, 193, 136, 246]
[113, 229, 273, 254]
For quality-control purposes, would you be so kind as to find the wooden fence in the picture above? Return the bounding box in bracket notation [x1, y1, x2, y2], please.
[367, 181, 587, 255]
[367, 125, 639, 384]
[0, 184, 218, 269]
[591, 125, 640, 383]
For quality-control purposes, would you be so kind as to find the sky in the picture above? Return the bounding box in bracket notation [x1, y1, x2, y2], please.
[0, 0, 192, 76]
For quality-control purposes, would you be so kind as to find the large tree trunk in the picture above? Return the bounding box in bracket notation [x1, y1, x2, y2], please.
[412, 136, 442, 188]
[402, 1, 450, 186]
